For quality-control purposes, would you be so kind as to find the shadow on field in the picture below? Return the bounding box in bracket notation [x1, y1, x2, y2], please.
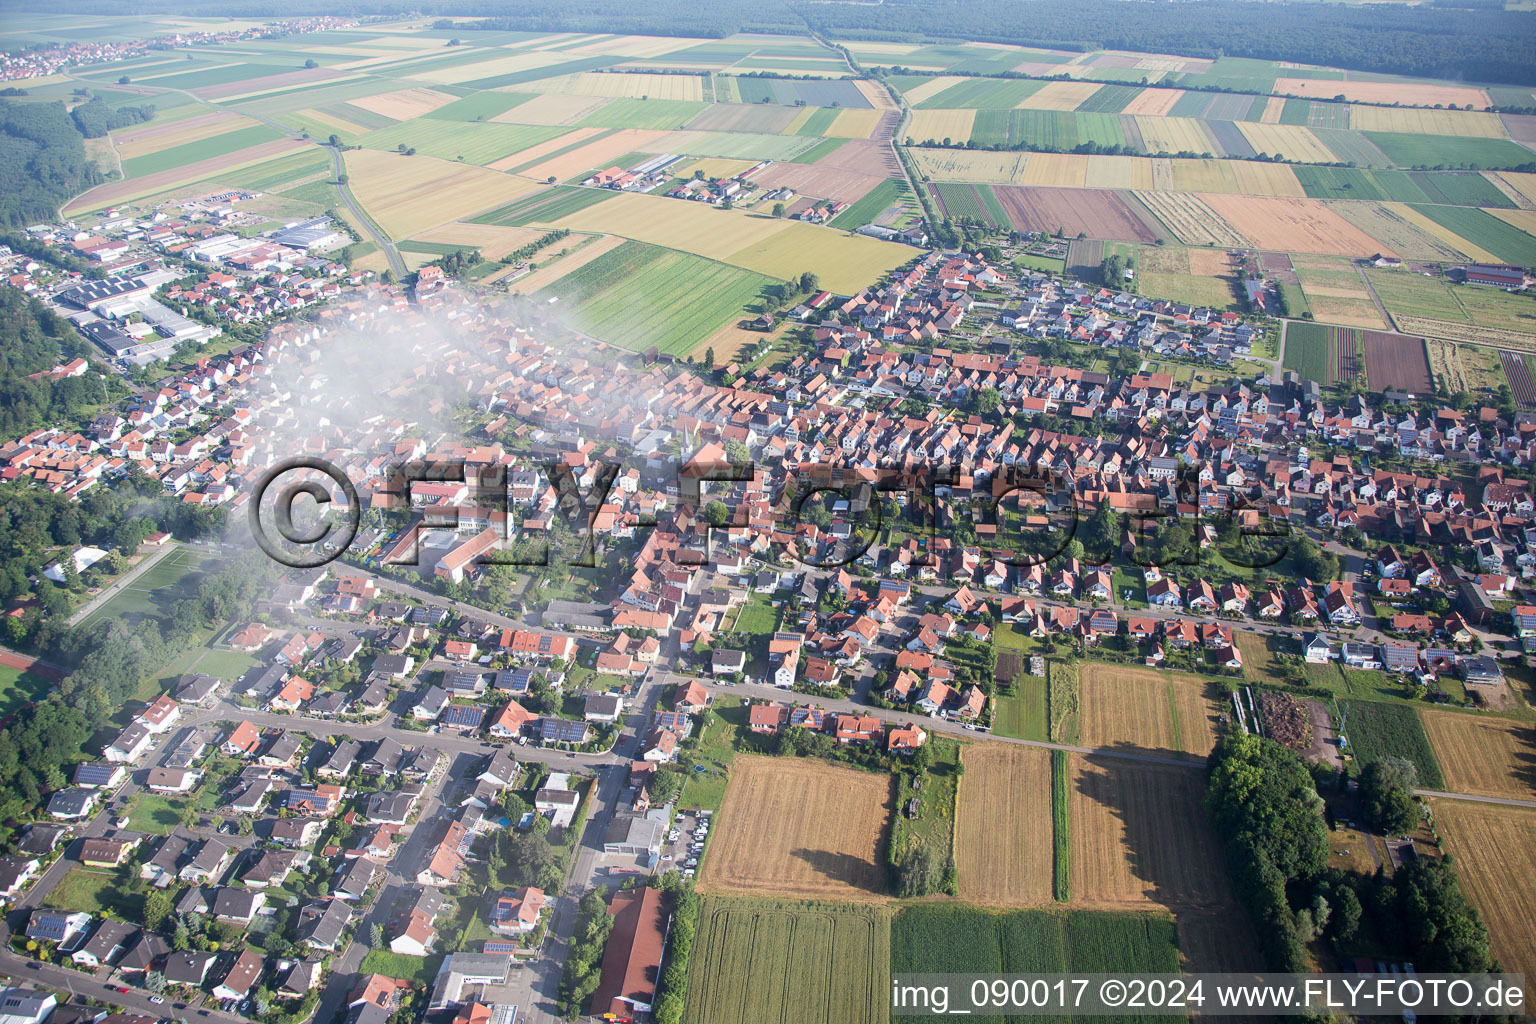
[789, 847, 877, 889]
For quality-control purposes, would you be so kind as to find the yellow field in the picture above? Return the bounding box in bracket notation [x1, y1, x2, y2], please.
[855, 78, 898, 110]
[113, 112, 253, 160]
[525, 71, 704, 101]
[1309, 296, 1390, 329]
[825, 108, 883, 139]
[512, 127, 666, 179]
[406, 50, 569, 85]
[699, 755, 893, 902]
[910, 148, 1029, 183]
[1384, 202, 1502, 263]
[560, 34, 699, 59]
[1275, 77, 1490, 108]
[1422, 710, 1536, 801]
[1019, 153, 1089, 188]
[1258, 96, 1287, 124]
[907, 108, 976, 144]
[1169, 159, 1244, 194]
[781, 107, 815, 134]
[1431, 800, 1536, 992]
[1019, 80, 1104, 111]
[343, 149, 537, 237]
[1135, 191, 1249, 247]
[1077, 663, 1221, 758]
[899, 75, 964, 106]
[493, 93, 608, 126]
[298, 107, 369, 135]
[1135, 116, 1215, 156]
[504, 233, 625, 293]
[722, 224, 914, 294]
[1084, 155, 1157, 190]
[1490, 208, 1536, 236]
[347, 86, 458, 121]
[1121, 88, 1183, 117]
[1070, 757, 1236, 912]
[411, 221, 545, 259]
[1233, 161, 1308, 198]
[1348, 106, 1508, 138]
[1235, 122, 1337, 163]
[954, 743, 1053, 906]
[1499, 172, 1536, 206]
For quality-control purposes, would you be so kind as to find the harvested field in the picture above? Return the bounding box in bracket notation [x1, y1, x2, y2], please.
[825, 108, 883, 138]
[1258, 96, 1287, 123]
[405, 51, 568, 86]
[900, 75, 964, 106]
[723, 223, 912, 294]
[191, 65, 344, 100]
[1019, 80, 1104, 111]
[1430, 800, 1536, 993]
[410, 221, 543, 260]
[1502, 171, 1536, 206]
[1077, 663, 1222, 759]
[1134, 116, 1215, 156]
[699, 754, 893, 902]
[1200, 194, 1386, 256]
[1275, 78, 1490, 108]
[1234, 122, 1337, 164]
[1363, 331, 1431, 393]
[992, 185, 1159, 242]
[1122, 88, 1182, 116]
[1329, 201, 1470, 262]
[1016, 153, 1089, 188]
[513, 127, 666, 179]
[1421, 710, 1536, 801]
[1490, 208, 1536, 237]
[907, 108, 976, 144]
[343, 149, 537, 238]
[1134, 191, 1247, 247]
[1083, 155, 1157, 190]
[111, 110, 250, 159]
[812, 139, 896, 176]
[493, 93, 609, 126]
[686, 896, 891, 1024]
[751, 161, 884, 204]
[954, 743, 1054, 906]
[910, 148, 1029, 183]
[1070, 757, 1234, 912]
[64, 137, 307, 213]
[347, 86, 457, 121]
[1349, 106, 1507, 138]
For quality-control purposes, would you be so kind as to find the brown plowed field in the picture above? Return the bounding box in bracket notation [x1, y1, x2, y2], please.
[814, 138, 898, 177]
[1363, 331, 1432, 393]
[953, 743, 1053, 906]
[699, 754, 894, 902]
[1501, 350, 1536, 406]
[992, 185, 1159, 242]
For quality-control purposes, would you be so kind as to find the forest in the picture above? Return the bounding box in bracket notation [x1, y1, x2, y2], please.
[0, 286, 128, 439]
[0, 100, 101, 229]
[69, 93, 155, 139]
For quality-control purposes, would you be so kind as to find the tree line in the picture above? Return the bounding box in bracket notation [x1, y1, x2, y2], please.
[68, 93, 155, 139]
[0, 100, 103, 228]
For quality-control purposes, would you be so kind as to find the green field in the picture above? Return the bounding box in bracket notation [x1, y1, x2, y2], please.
[538, 240, 771, 355]
[829, 177, 907, 229]
[1282, 321, 1333, 381]
[1407, 205, 1536, 266]
[44, 867, 144, 919]
[358, 119, 568, 164]
[0, 664, 53, 719]
[121, 124, 283, 177]
[220, 148, 333, 193]
[687, 896, 892, 1024]
[357, 949, 443, 986]
[1051, 749, 1070, 902]
[793, 107, 841, 136]
[968, 109, 1127, 151]
[933, 182, 1001, 226]
[1365, 268, 1466, 321]
[993, 681, 1048, 742]
[423, 91, 533, 122]
[891, 905, 1180, 1024]
[1342, 701, 1445, 788]
[1364, 132, 1536, 171]
[916, 78, 1045, 109]
[794, 137, 849, 164]
[1076, 84, 1142, 114]
[472, 185, 617, 225]
[577, 98, 707, 130]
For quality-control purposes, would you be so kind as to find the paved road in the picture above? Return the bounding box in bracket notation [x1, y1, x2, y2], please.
[66, 542, 180, 627]
[327, 147, 405, 278]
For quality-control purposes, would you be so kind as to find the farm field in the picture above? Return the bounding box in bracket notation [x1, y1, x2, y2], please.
[1329, 202, 1470, 262]
[343, 149, 537, 237]
[1199, 194, 1386, 256]
[1407, 205, 1536, 267]
[537, 240, 771, 356]
[1134, 244, 1242, 310]
[470, 184, 617, 226]
[1069, 757, 1237, 914]
[699, 754, 894, 902]
[686, 896, 891, 1024]
[1429, 801, 1536, 990]
[953, 743, 1054, 906]
[1421, 710, 1536, 801]
[1076, 663, 1223, 759]
[357, 119, 568, 164]
[1363, 331, 1433, 393]
[1341, 700, 1445, 787]
[1282, 321, 1336, 383]
[991, 186, 1160, 242]
[828, 178, 911, 230]
[1134, 191, 1246, 247]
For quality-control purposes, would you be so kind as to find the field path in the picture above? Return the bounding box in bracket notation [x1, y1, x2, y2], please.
[1354, 262, 1398, 331]
[1414, 789, 1536, 809]
[66, 540, 178, 627]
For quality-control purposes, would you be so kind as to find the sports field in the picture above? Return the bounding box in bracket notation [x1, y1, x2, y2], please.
[686, 896, 891, 1024]
[699, 754, 894, 902]
[76, 545, 211, 632]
